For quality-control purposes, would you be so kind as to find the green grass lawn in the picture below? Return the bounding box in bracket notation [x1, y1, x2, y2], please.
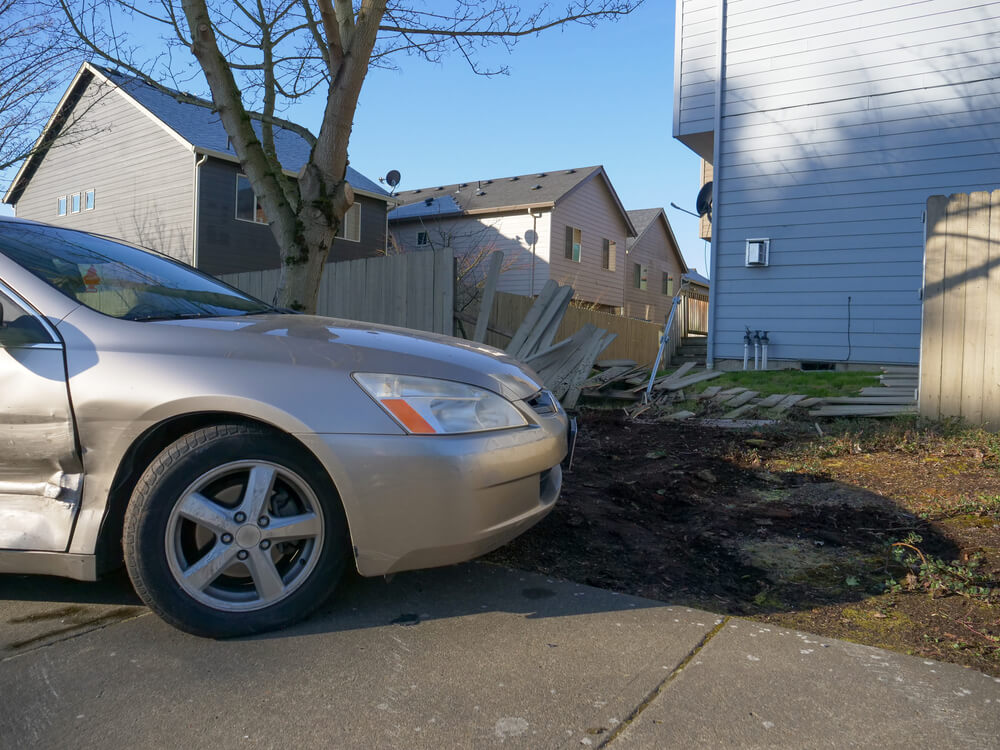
[667, 368, 882, 399]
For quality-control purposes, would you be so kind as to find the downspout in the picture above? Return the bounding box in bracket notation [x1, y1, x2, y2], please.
[191, 152, 208, 268]
[706, 0, 727, 369]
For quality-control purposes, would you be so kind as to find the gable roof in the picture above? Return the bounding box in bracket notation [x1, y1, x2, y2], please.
[4, 62, 389, 204]
[625, 207, 688, 273]
[388, 166, 637, 236]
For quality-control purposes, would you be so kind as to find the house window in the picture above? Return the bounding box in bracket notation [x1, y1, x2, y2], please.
[416, 230, 429, 246]
[57, 196, 67, 216]
[564, 226, 582, 262]
[663, 273, 673, 296]
[336, 203, 361, 242]
[602, 239, 616, 271]
[633, 263, 648, 290]
[84, 189, 95, 211]
[71, 193, 81, 213]
[235, 174, 267, 224]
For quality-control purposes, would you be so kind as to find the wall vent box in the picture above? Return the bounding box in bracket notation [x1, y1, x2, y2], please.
[745, 238, 770, 267]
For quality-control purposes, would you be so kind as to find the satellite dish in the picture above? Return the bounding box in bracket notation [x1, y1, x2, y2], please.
[384, 169, 401, 188]
[696, 181, 713, 221]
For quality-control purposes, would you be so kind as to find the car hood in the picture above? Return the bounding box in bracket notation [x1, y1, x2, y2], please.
[144, 313, 544, 401]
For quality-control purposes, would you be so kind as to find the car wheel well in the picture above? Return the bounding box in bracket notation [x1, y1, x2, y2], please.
[94, 412, 342, 576]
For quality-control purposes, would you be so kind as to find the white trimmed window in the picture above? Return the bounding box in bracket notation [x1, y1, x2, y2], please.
[85, 189, 95, 211]
[565, 226, 582, 262]
[336, 203, 361, 242]
[71, 193, 81, 213]
[57, 196, 67, 216]
[235, 174, 267, 224]
[416, 230, 429, 246]
[633, 262, 648, 290]
[602, 239, 616, 271]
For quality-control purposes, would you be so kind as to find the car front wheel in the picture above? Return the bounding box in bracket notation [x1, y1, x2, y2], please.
[123, 423, 349, 637]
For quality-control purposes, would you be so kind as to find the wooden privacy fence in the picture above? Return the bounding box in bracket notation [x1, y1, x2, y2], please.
[218, 248, 454, 335]
[485, 291, 667, 366]
[920, 190, 1000, 426]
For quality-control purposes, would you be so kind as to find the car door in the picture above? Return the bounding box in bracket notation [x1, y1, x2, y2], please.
[0, 281, 83, 551]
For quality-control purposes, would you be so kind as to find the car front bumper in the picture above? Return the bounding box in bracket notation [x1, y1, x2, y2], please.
[297, 411, 568, 577]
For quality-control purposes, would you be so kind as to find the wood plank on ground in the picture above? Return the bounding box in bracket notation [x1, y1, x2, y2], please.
[579, 365, 632, 389]
[861, 387, 918, 396]
[713, 387, 747, 403]
[723, 403, 758, 419]
[596, 359, 637, 369]
[796, 397, 823, 408]
[697, 386, 723, 400]
[772, 394, 807, 414]
[664, 410, 696, 421]
[721, 390, 759, 408]
[657, 370, 724, 391]
[822, 396, 917, 405]
[664, 361, 696, 382]
[809, 404, 917, 417]
[755, 393, 787, 408]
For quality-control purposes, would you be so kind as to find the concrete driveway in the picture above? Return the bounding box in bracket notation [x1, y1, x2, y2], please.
[1, 563, 997, 749]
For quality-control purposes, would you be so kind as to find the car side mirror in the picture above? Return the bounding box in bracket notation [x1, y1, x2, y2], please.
[0, 313, 52, 347]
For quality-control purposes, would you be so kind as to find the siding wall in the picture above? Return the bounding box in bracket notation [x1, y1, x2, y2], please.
[13, 76, 194, 262]
[623, 216, 686, 325]
[390, 210, 552, 296]
[685, 0, 1000, 366]
[197, 157, 387, 276]
[676, 0, 718, 139]
[549, 176, 629, 310]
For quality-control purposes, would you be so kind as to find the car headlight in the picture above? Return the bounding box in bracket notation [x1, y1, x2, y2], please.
[353, 373, 529, 435]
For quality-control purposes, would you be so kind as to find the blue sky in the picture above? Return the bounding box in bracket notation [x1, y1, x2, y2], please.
[4, 1, 710, 274]
[340, 1, 709, 274]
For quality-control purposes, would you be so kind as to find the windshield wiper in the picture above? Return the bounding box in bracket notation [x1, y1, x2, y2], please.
[128, 311, 226, 322]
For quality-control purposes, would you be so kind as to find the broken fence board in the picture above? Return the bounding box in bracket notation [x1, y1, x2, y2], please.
[723, 403, 758, 419]
[809, 404, 917, 417]
[472, 251, 504, 343]
[697, 386, 723, 400]
[721, 390, 759, 408]
[659, 370, 724, 391]
[755, 394, 787, 408]
[596, 359, 637, 369]
[821, 396, 918, 405]
[772, 394, 807, 414]
[506, 280, 559, 358]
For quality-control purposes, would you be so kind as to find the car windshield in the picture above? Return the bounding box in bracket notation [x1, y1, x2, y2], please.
[0, 222, 274, 321]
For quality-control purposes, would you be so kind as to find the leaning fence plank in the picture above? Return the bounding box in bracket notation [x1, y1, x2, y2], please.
[961, 191, 991, 424]
[507, 280, 558, 357]
[919, 195, 949, 420]
[473, 251, 504, 342]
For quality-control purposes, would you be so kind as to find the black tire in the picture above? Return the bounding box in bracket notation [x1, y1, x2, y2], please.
[123, 422, 349, 637]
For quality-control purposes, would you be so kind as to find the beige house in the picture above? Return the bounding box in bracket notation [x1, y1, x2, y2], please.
[622, 208, 688, 324]
[389, 166, 636, 313]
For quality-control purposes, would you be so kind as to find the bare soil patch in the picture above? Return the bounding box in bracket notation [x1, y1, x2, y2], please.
[488, 410, 1000, 676]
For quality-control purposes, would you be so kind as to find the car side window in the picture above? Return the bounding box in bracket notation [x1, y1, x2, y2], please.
[0, 286, 56, 347]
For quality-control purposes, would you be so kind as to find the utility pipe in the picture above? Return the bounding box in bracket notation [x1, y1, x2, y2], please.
[743, 328, 751, 370]
[753, 330, 760, 370]
[761, 331, 769, 370]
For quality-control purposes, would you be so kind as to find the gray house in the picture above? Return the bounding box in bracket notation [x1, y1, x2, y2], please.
[674, 1, 1000, 368]
[4, 62, 392, 276]
[623, 208, 689, 324]
[389, 166, 636, 313]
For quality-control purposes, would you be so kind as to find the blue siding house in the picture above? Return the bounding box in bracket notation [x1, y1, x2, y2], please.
[674, 0, 1000, 368]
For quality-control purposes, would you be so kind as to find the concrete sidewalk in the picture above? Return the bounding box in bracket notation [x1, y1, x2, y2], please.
[1, 563, 997, 749]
